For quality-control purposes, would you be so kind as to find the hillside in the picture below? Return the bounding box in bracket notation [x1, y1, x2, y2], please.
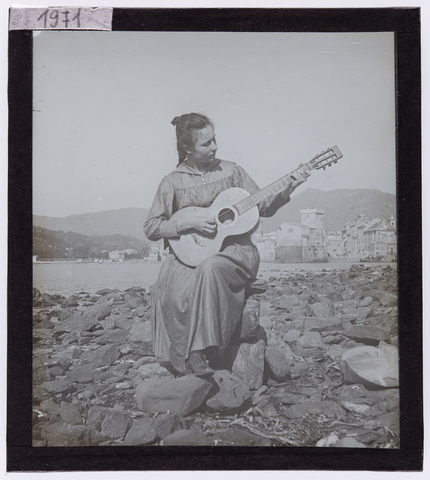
[33, 188, 396, 238]
[34, 207, 150, 240]
[33, 226, 152, 260]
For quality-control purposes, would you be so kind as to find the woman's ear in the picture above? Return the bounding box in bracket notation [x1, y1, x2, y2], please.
[183, 145, 192, 155]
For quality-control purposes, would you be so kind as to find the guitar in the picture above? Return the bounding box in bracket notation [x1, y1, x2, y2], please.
[168, 146, 343, 267]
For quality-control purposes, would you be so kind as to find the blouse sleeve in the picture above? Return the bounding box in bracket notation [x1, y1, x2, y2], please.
[233, 164, 291, 217]
[144, 176, 179, 241]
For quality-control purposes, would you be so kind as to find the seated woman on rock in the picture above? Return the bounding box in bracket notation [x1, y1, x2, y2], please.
[144, 113, 309, 376]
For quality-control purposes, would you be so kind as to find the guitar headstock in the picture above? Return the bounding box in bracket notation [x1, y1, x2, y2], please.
[309, 145, 343, 171]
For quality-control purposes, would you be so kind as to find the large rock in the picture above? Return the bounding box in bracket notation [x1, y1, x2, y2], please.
[54, 315, 99, 336]
[40, 423, 102, 446]
[93, 329, 130, 345]
[40, 380, 73, 395]
[86, 406, 109, 427]
[59, 401, 83, 425]
[231, 336, 266, 390]
[343, 325, 391, 345]
[238, 298, 260, 341]
[79, 344, 121, 367]
[161, 428, 212, 446]
[66, 367, 96, 384]
[128, 321, 152, 343]
[135, 375, 212, 416]
[297, 331, 324, 349]
[206, 370, 251, 412]
[264, 345, 291, 381]
[82, 298, 112, 320]
[100, 410, 132, 439]
[380, 292, 398, 308]
[311, 299, 335, 318]
[123, 418, 157, 445]
[151, 413, 183, 440]
[137, 362, 175, 380]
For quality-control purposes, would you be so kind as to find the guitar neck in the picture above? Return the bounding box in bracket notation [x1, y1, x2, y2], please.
[234, 168, 302, 215]
[234, 146, 342, 216]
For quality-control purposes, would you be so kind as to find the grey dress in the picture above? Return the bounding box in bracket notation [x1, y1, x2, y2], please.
[144, 159, 290, 374]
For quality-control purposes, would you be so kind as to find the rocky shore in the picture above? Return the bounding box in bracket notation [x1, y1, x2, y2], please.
[33, 264, 399, 448]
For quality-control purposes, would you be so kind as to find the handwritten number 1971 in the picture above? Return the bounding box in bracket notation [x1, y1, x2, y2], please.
[37, 8, 81, 29]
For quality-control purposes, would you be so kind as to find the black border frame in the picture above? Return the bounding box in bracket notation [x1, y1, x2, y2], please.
[7, 7, 422, 472]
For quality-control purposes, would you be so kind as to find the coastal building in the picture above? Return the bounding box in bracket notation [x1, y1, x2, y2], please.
[275, 209, 328, 263]
[148, 246, 162, 262]
[109, 250, 126, 262]
[339, 214, 397, 261]
[253, 210, 396, 263]
[252, 223, 277, 261]
[326, 230, 345, 258]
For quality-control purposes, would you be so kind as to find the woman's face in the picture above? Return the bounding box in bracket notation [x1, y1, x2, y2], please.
[186, 125, 218, 166]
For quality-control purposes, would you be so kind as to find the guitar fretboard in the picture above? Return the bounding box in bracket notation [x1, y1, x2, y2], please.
[233, 146, 342, 216]
[234, 172, 296, 215]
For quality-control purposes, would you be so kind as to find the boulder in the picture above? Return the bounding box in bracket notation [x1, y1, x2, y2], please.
[343, 325, 391, 346]
[334, 437, 367, 448]
[137, 362, 175, 380]
[93, 329, 130, 345]
[40, 423, 97, 446]
[380, 292, 398, 308]
[264, 345, 291, 381]
[40, 380, 73, 395]
[123, 418, 157, 445]
[297, 331, 324, 349]
[283, 329, 301, 343]
[100, 410, 131, 439]
[59, 401, 83, 425]
[66, 367, 96, 384]
[161, 428, 212, 446]
[54, 315, 99, 336]
[231, 336, 266, 390]
[135, 375, 212, 416]
[238, 298, 260, 342]
[358, 296, 374, 307]
[310, 299, 335, 318]
[128, 321, 152, 343]
[39, 398, 61, 419]
[79, 344, 121, 368]
[152, 413, 183, 440]
[206, 370, 251, 412]
[86, 406, 110, 427]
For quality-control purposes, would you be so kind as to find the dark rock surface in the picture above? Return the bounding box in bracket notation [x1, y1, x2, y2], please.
[32, 264, 399, 448]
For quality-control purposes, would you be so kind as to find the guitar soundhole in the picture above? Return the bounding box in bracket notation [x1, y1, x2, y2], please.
[218, 208, 236, 225]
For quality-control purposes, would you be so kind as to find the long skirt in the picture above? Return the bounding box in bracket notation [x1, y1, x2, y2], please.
[150, 239, 260, 374]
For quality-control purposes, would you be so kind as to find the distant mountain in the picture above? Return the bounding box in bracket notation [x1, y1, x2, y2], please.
[33, 188, 396, 238]
[33, 207, 150, 240]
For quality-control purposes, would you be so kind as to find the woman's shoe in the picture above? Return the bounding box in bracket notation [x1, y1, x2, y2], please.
[185, 351, 214, 377]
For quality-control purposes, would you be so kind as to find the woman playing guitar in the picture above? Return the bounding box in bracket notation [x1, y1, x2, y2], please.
[144, 113, 309, 376]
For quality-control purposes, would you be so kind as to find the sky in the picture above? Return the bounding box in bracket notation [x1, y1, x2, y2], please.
[33, 30, 396, 218]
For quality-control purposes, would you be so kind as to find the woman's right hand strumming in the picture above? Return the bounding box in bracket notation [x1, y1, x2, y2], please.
[177, 213, 218, 236]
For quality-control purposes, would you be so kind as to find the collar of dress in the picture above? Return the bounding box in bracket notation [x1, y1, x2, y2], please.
[174, 159, 221, 175]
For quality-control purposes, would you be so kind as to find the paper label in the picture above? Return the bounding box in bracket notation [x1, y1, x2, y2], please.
[9, 6, 113, 30]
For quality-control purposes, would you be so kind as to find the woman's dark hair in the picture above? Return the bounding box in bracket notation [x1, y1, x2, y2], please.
[171, 113, 214, 165]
